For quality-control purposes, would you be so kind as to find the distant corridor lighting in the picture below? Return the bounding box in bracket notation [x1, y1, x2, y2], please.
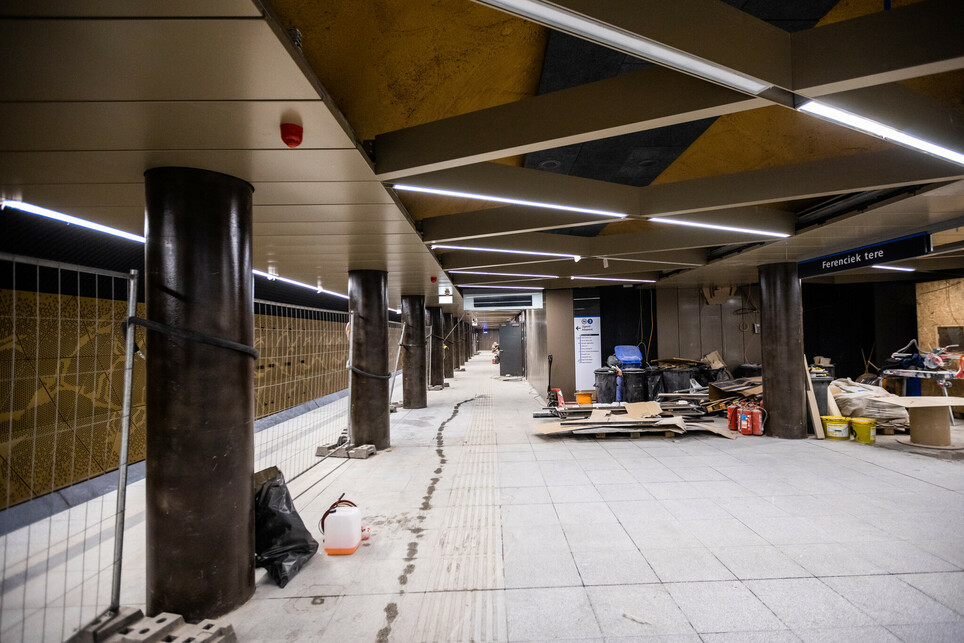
[799, 101, 964, 167]
[458, 284, 544, 290]
[570, 276, 655, 283]
[449, 270, 558, 278]
[431, 244, 581, 262]
[393, 184, 627, 218]
[2, 199, 146, 243]
[599, 256, 703, 267]
[473, 0, 771, 95]
[872, 265, 915, 272]
[648, 217, 790, 239]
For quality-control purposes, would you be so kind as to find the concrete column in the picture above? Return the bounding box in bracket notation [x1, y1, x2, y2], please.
[349, 270, 390, 449]
[144, 167, 254, 620]
[759, 262, 807, 439]
[455, 320, 464, 369]
[428, 306, 444, 387]
[401, 295, 427, 409]
[443, 313, 455, 379]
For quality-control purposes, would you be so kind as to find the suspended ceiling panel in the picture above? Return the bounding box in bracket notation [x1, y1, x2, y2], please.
[0, 2, 456, 311]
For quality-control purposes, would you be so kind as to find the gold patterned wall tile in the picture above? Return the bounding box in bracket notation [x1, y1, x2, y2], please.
[0, 452, 34, 508]
[6, 422, 104, 501]
[0, 375, 64, 438]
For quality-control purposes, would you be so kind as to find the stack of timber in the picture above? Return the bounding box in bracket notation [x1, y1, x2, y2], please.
[537, 402, 735, 440]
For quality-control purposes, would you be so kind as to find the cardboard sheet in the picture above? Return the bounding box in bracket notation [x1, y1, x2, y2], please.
[875, 396, 964, 408]
[709, 377, 763, 400]
[624, 401, 662, 419]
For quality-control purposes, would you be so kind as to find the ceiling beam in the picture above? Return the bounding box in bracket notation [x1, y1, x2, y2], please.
[374, 67, 766, 180]
[421, 205, 614, 243]
[637, 149, 964, 218]
[397, 162, 639, 216]
[792, 0, 964, 97]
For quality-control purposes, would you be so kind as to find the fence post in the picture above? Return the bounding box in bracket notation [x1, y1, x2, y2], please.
[388, 322, 406, 410]
[109, 269, 138, 612]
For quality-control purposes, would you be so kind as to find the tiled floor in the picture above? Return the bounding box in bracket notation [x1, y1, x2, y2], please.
[220, 356, 964, 642]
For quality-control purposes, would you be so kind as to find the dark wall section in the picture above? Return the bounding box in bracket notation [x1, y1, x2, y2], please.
[599, 286, 658, 366]
[802, 282, 917, 379]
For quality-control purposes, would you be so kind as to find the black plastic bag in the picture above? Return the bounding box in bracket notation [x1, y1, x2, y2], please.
[254, 470, 318, 588]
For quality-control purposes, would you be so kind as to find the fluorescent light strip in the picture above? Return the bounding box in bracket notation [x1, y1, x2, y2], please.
[432, 244, 581, 261]
[394, 184, 626, 218]
[2, 199, 146, 243]
[449, 269, 558, 278]
[458, 284, 544, 290]
[648, 217, 789, 239]
[252, 269, 351, 299]
[474, 0, 770, 95]
[799, 101, 964, 167]
[598, 256, 702, 268]
[872, 265, 915, 272]
[570, 276, 655, 283]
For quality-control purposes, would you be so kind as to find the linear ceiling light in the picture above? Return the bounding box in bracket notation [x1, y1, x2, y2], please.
[799, 101, 964, 167]
[459, 284, 544, 290]
[2, 199, 146, 243]
[252, 269, 350, 300]
[872, 264, 915, 272]
[570, 276, 655, 283]
[431, 244, 581, 261]
[597, 256, 703, 267]
[473, 0, 771, 95]
[648, 217, 789, 239]
[449, 269, 558, 278]
[394, 184, 626, 218]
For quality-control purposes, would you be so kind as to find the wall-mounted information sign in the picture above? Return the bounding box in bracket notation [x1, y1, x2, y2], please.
[574, 316, 601, 390]
[797, 233, 930, 278]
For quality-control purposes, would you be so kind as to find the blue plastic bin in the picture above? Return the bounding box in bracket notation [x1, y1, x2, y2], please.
[613, 345, 643, 369]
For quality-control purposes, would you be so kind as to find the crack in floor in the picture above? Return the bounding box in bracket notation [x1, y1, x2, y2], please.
[375, 396, 476, 642]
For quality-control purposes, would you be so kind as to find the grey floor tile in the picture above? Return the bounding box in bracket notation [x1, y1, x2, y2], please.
[857, 541, 960, 574]
[659, 497, 731, 521]
[671, 466, 729, 482]
[666, 580, 785, 633]
[500, 486, 552, 505]
[575, 457, 623, 472]
[586, 584, 696, 637]
[886, 621, 964, 642]
[506, 587, 602, 641]
[898, 571, 964, 616]
[562, 521, 637, 551]
[504, 550, 582, 589]
[821, 575, 963, 626]
[608, 500, 674, 523]
[502, 503, 559, 528]
[795, 626, 901, 642]
[681, 517, 769, 548]
[595, 483, 654, 502]
[712, 545, 811, 580]
[643, 547, 735, 582]
[503, 523, 570, 556]
[778, 544, 886, 577]
[573, 550, 658, 586]
[586, 469, 637, 485]
[641, 482, 704, 500]
[745, 578, 874, 630]
[549, 484, 604, 504]
[555, 502, 619, 525]
[701, 631, 801, 643]
[623, 517, 702, 550]
[738, 515, 835, 545]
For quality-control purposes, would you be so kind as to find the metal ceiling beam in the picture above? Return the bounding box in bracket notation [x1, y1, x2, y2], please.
[792, 0, 964, 97]
[374, 67, 766, 180]
[421, 205, 614, 243]
[637, 149, 964, 218]
[397, 162, 639, 215]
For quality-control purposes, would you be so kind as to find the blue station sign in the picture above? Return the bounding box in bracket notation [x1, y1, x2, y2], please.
[797, 233, 931, 278]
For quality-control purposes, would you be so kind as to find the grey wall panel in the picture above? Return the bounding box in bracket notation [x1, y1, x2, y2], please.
[677, 288, 702, 359]
[699, 295, 723, 359]
[546, 289, 576, 400]
[656, 288, 679, 359]
[525, 308, 549, 400]
[478, 328, 499, 351]
[721, 294, 747, 367]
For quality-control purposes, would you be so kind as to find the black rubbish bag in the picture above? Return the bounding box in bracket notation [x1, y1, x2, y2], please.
[254, 469, 318, 588]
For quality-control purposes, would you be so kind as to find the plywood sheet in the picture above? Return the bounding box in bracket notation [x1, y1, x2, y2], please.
[876, 396, 964, 408]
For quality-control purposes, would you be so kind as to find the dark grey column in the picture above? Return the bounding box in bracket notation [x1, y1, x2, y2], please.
[428, 306, 444, 387]
[401, 295, 427, 409]
[466, 324, 473, 359]
[455, 320, 464, 369]
[443, 313, 455, 379]
[144, 167, 254, 620]
[759, 262, 807, 439]
[349, 270, 390, 449]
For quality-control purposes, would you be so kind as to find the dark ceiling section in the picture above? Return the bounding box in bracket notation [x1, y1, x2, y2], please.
[525, 0, 841, 236]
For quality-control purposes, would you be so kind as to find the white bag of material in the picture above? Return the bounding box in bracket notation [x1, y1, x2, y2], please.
[830, 378, 909, 425]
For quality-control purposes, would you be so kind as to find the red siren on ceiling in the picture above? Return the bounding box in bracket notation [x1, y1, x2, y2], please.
[430, 276, 438, 283]
[280, 122, 303, 148]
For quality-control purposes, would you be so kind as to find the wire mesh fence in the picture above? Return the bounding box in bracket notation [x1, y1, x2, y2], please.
[0, 254, 139, 643]
[252, 301, 402, 481]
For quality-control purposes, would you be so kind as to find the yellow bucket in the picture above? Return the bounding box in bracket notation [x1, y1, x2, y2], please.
[851, 417, 876, 444]
[821, 415, 851, 440]
[575, 390, 593, 405]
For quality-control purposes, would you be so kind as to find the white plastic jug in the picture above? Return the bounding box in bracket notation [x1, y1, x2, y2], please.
[323, 505, 361, 555]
